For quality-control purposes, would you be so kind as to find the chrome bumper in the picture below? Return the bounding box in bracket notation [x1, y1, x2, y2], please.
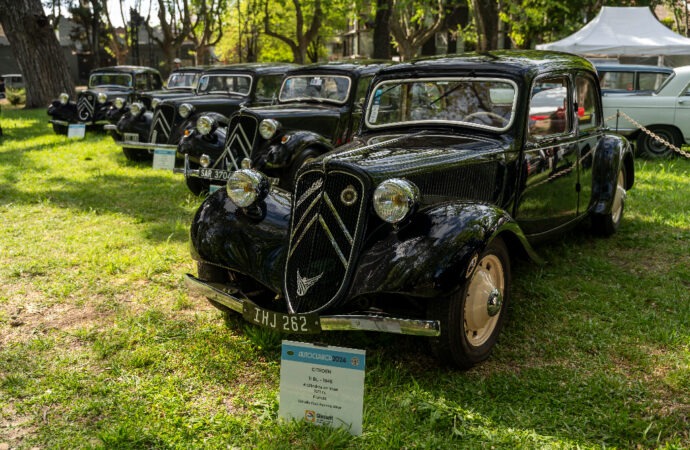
[184, 273, 441, 337]
[111, 140, 178, 150]
[103, 124, 117, 132]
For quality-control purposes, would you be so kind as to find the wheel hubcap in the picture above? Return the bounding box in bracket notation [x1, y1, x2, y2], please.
[464, 254, 504, 347]
[611, 170, 626, 223]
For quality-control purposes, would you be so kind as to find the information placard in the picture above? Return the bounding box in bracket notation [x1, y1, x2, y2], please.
[67, 123, 86, 139]
[152, 148, 176, 170]
[279, 340, 365, 435]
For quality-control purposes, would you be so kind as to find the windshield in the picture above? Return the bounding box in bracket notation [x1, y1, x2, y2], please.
[89, 73, 132, 88]
[279, 75, 351, 104]
[167, 71, 201, 89]
[365, 77, 517, 131]
[196, 74, 252, 95]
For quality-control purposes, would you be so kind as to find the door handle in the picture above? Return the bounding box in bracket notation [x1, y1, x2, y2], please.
[678, 100, 690, 104]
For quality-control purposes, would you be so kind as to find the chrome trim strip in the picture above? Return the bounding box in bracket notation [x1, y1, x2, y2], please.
[112, 141, 177, 150]
[185, 273, 441, 337]
[323, 192, 354, 245]
[318, 215, 347, 267]
[103, 124, 117, 131]
[49, 119, 71, 126]
[151, 109, 172, 141]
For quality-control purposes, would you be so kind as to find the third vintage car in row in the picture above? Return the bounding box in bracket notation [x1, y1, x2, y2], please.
[183, 51, 635, 368]
[176, 61, 389, 195]
[107, 63, 293, 161]
[48, 65, 163, 135]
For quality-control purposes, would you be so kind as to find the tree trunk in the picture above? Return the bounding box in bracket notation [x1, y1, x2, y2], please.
[471, 0, 499, 51]
[373, 0, 392, 59]
[0, 0, 75, 107]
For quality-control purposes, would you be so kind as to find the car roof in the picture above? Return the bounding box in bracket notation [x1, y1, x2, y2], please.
[90, 66, 161, 75]
[595, 63, 673, 73]
[201, 63, 297, 76]
[373, 50, 596, 81]
[285, 60, 392, 78]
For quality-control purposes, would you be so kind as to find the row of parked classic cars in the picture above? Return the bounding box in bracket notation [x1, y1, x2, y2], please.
[47, 51, 637, 368]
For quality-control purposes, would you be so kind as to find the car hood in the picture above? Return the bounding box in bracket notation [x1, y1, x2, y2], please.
[243, 103, 343, 128]
[317, 131, 508, 184]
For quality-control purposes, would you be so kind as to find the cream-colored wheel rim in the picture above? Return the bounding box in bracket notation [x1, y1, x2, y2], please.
[463, 254, 505, 347]
[611, 170, 626, 224]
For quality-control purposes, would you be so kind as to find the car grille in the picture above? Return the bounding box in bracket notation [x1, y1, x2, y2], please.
[149, 104, 176, 144]
[77, 94, 95, 121]
[219, 115, 258, 170]
[284, 168, 369, 313]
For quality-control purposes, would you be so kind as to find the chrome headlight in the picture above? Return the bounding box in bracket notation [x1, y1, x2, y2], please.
[372, 178, 420, 224]
[258, 119, 280, 139]
[114, 97, 125, 109]
[130, 102, 144, 117]
[226, 169, 270, 207]
[58, 93, 69, 105]
[196, 115, 215, 135]
[97, 92, 108, 104]
[178, 103, 194, 118]
[199, 154, 211, 168]
[151, 98, 161, 109]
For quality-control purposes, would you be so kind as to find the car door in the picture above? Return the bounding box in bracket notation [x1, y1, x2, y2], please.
[516, 74, 580, 237]
[574, 71, 602, 216]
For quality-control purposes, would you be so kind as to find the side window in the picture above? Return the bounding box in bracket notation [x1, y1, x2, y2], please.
[150, 73, 162, 90]
[575, 74, 599, 131]
[599, 71, 633, 91]
[529, 76, 569, 138]
[135, 74, 148, 90]
[355, 76, 371, 108]
[255, 75, 282, 101]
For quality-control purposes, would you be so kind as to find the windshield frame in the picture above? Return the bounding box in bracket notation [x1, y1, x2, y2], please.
[88, 72, 133, 88]
[166, 71, 201, 90]
[364, 76, 518, 133]
[196, 73, 253, 96]
[278, 74, 352, 105]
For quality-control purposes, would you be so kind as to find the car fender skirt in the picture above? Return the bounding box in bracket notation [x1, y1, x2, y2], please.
[349, 202, 539, 298]
[190, 187, 292, 293]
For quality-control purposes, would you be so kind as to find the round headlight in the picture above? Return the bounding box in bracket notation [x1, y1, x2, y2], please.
[114, 97, 125, 109]
[97, 92, 108, 104]
[58, 93, 69, 105]
[151, 98, 161, 109]
[373, 179, 420, 224]
[226, 169, 269, 208]
[130, 102, 144, 117]
[199, 154, 212, 168]
[196, 115, 215, 135]
[178, 103, 193, 118]
[258, 119, 280, 139]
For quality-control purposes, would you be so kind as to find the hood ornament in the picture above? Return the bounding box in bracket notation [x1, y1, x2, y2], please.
[296, 269, 323, 296]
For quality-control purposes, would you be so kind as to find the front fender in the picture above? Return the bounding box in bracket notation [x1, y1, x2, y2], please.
[591, 134, 635, 215]
[178, 127, 227, 162]
[116, 110, 152, 141]
[350, 202, 538, 299]
[262, 130, 333, 169]
[47, 101, 77, 122]
[190, 187, 292, 293]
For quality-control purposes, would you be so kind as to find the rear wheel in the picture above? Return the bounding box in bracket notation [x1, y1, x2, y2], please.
[122, 147, 151, 161]
[428, 237, 511, 369]
[636, 126, 680, 158]
[592, 164, 627, 236]
[52, 123, 68, 135]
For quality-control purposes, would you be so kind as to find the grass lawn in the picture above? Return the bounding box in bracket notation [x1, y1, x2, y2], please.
[0, 107, 688, 449]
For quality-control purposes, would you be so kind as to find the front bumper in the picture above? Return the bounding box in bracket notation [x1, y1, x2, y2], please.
[185, 273, 441, 337]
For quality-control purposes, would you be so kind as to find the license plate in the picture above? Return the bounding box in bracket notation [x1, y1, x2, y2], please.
[198, 168, 233, 180]
[123, 132, 139, 142]
[243, 303, 321, 334]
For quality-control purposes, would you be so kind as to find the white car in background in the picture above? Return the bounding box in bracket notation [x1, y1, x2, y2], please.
[603, 65, 690, 158]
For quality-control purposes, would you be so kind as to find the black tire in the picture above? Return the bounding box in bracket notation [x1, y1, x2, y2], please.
[279, 147, 322, 191]
[52, 123, 68, 135]
[592, 164, 626, 237]
[185, 175, 211, 196]
[636, 127, 680, 159]
[122, 147, 152, 161]
[428, 237, 511, 369]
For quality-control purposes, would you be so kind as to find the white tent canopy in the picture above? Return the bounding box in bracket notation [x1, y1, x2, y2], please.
[536, 6, 690, 56]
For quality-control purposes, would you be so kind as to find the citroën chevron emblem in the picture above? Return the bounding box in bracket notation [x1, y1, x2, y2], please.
[296, 269, 323, 296]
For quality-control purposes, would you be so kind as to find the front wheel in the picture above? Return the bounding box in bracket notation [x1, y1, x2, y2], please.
[428, 237, 511, 369]
[52, 123, 68, 135]
[279, 147, 322, 191]
[636, 127, 680, 158]
[122, 147, 152, 161]
[591, 164, 627, 236]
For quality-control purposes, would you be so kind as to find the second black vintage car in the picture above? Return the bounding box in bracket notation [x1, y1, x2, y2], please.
[107, 63, 294, 161]
[48, 66, 163, 135]
[176, 61, 389, 194]
[184, 51, 634, 369]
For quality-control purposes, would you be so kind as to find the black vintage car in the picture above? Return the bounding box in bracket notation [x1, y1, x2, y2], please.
[47, 66, 163, 135]
[184, 51, 635, 368]
[108, 63, 294, 161]
[176, 61, 388, 194]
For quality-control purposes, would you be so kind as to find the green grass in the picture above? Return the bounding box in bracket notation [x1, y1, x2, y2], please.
[1, 107, 689, 449]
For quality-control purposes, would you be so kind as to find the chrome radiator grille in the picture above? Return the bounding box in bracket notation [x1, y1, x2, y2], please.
[284, 168, 368, 313]
[219, 115, 258, 170]
[149, 105, 176, 144]
[77, 94, 95, 121]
